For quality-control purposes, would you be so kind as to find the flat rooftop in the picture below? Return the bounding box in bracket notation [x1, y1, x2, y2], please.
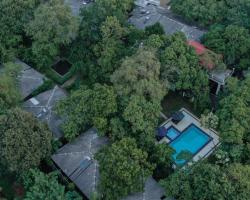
[159, 108, 220, 166]
[129, 4, 206, 41]
[23, 85, 67, 138]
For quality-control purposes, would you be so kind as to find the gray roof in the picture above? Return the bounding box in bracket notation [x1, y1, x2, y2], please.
[16, 59, 45, 99]
[122, 177, 165, 200]
[64, 0, 91, 16]
[209, 69, 234, 85]
[23, 85, 67, 138]
[129, 4, 205, 41]
[135, 0, 160, 7]
[52, 128, 109, 199]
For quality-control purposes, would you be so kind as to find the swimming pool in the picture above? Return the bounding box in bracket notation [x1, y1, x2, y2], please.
[168, 124, 212, 165]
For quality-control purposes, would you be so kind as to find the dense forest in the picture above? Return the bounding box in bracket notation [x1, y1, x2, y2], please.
[0, 0, 249, 199]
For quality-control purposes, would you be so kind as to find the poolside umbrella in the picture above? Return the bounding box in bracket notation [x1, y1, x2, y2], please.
[156, 126, 166, 140]
[171, 111, 184, 124]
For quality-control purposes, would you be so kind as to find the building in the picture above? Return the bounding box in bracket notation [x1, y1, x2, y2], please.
[64, 0, 92, 16]
[16, 59, 46, 99]
[52, 128, 109, 199]
[122, 177, 165, 200]
[23, 85, 67, 138]
[52, 128, 166, 200]
[188, 41, 234, 95]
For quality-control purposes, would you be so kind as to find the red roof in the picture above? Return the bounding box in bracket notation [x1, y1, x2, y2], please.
[188, 40, 206, 55]
[187, 40, 216, 70]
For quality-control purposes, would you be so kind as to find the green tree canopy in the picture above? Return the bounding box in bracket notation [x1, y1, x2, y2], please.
[216, 77, 250, 162]
[161, 162, 250, 200]
[92, 16, 128, 82]
[96, 137, 154, 200]
[171, 0, 250, 28]
[22, 169, 81, 200]
[0, 62, 21, 114]
[111, 48, 166, 103]
[57, 84, 117, 140]
[203, 25, 250, 70]
[160, 33, 210, 109]
[26, 0, 79, 68]
[160, 163, 239, 200]
[0, 0, 37, 62]
[217, 77, 250, 145]
[0, 108, 52, 172]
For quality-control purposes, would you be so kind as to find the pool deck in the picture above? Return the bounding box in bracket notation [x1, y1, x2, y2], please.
[160, 108, 220, 164]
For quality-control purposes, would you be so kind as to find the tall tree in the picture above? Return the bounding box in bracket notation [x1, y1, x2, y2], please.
[161, 163, 231, 200]
[170, 0, 250, 29]
[160, 33, 210, 109]
[111, 48, 166, 103]
[0, 62, 21, 114]
[170, 0, 226, 27]
[96, 138, 154, 200]
[0, 108, 52, 172]
[161, 162, 250, 200]
[203, 25, 250, 70]
[92, 16, 128, 82]
[56, 84, 117, 140]
[22, 169, 81, 200]
[26, 0, 78, 68]
[0, 0, 37, 62]
[216, 77, 250, 162]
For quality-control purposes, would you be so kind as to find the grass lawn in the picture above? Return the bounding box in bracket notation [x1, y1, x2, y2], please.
[161, 91, 201, 117]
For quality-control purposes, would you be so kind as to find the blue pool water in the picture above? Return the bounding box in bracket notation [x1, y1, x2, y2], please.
[169, 124, 211, 165]
[166, 127, 180, 140]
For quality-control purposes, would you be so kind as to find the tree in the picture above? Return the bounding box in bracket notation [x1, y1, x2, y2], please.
[203, 25, 250, 70]
[145, 22, 165, 36]
[26, 0, 78, 68]
[216, 77, 250, 162]
[96, 138, 154, 200]
[150, 143, 174, 179]
[70, 0, 134, 80]
[123, 95, 161, 135]
[0, 108, 52, 172]
[0, 62, 21, 114]
[226, 163, 250, 200]
[56, 84, 117, 140]
[170, 0, 250, 29]
[200, 112, 219, 129]
[111, 48, 166, 103]
[160, 33, 210, 109]
[170, 0, 226, 27]
[0, 0, 37, 62]
[22, 169, 81, 200]
[160, 163, 233, 200]
[92, 16, 128, 82]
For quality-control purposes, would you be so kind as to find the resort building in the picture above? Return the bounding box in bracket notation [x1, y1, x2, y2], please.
[157, 108, 220, 167]
[23, 85, 67, 138]
[188, 41, 234, 95]
[16, 59, 46, 99]
[52, 128, 166, 200]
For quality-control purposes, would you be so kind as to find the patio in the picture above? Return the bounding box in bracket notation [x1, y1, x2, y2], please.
[159, 108, 220, 165]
